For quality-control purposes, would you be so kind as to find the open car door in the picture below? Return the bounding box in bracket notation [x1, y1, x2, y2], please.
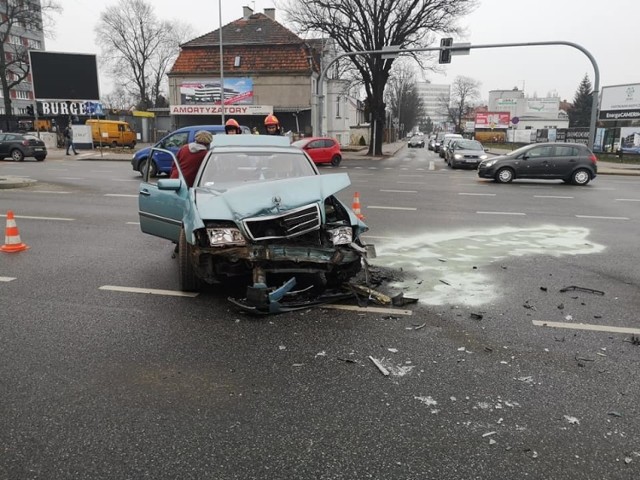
[138, 148, 189, 242]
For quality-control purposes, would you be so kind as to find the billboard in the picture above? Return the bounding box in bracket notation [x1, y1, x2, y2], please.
[525, 98, 559, 114]
[29, 51, 100, 101]
[179, 77, 254, 105]
[475, 112, 510, 129]
[599, 83, 640, 120]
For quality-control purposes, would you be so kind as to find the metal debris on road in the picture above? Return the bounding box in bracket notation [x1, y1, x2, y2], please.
[559, 285, 605, 295]
[369, 356, 390, 376]
[563, 415, 580, 425]
[470, 312, 483, 320]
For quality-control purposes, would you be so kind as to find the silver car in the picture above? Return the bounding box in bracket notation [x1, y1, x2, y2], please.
[446, 139, 488, 169]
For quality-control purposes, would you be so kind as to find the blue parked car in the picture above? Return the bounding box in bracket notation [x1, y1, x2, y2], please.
[131, 124, 250, 176]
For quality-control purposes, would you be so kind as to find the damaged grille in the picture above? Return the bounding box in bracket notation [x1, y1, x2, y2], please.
[243, 204, 321, 241]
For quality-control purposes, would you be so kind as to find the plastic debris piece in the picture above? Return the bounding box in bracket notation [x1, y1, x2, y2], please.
[563, 415, 580, 425]
[392, 292, 418, 306]
[346, 283, 391, 305]
[557, 303, 564, 310]
[559, 285, 605, 295]
[369, 356, 390, 376]
[482, 431, 497, 437]
[337, 357, 356, 363]
[439, 279, 451, 286]
[489, 439, 497, 445]
[387, 348, 398, 353]
[414, 323, 427, 330]
[625, 457, 632, 464]
[470, 312, 483, 320]
[607, 411, 622, 417]
[540, 286, 548, 292]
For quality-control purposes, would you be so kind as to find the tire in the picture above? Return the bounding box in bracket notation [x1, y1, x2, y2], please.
[178, 228, 200, 292]
[139, 158, 157, 178]
[495, 167, 514, 183]
[570, 168, 591, 186]
[111, 141, 118, 148]
[331, 154, 342, 166]
[35, 156, 46, 162]
[11, 149, 24, 161]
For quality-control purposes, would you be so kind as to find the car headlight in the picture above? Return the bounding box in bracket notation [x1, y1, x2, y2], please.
[482, 159, 497, 168]
[206, 227, 246, 246]
[328, 226, 353, 245]
[454, 154, 462, 160]
[479, 154, 488, 160]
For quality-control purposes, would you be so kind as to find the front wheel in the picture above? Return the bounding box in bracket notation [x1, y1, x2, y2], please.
[331, 154, 342, 166]
[495, 167, 514, 183]
[139, 158, 157, 178]
[11, 149, 24, 161]
[178, 228, 200, 292]
[571, 168, 591, 186]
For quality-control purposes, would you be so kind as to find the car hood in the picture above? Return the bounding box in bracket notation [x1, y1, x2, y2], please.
[193, 173, 351, 220]
[453, 149, 487, 156]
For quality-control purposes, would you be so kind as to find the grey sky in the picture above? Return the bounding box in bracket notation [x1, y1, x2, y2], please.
[48, 0, 635, 103]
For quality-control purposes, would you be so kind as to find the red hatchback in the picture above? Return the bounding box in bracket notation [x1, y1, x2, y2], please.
[291, 137, 342, 166]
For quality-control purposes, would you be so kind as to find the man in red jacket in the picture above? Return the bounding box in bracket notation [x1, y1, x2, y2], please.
[169, 130, 213, 187]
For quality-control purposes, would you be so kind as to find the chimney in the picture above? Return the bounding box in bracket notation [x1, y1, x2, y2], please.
[243, 6, 253, 19]
[264, 8, 275, 20]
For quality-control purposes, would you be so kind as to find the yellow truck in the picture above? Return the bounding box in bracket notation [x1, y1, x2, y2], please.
[86, 120, 137, 148]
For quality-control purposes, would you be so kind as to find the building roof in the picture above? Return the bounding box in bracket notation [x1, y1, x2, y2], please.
[170, 12, 320, 76]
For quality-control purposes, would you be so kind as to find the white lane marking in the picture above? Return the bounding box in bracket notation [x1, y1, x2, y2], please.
[322, 304, 412, 316]
[476, 211, 526, 216]
[60, 177, 84, 180]
[0, 214, 74, 221]
[368, 167, 377, 170]
[459, 193, 496, 196]
[384, 167, 394, 170]
[104, 194, 138, 198]
[533, 320, 640, 335]
[380, 189, 418, 193]
[26, 190, 71, 194]
[111, 178, 140, 182]
[575, 215, 629, 220]
[399, 173, 421, 176]
[0, 277, 17, 282]
[368, 205, 417, 211]
[397, 181, 424, 185]
[99, 285, 199, 297]
[126, 221, 140, 225]
[615, 198, 640, 202]
[533, 195, 574, 199]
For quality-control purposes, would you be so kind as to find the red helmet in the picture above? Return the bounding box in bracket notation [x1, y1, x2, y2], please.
[264, 114, 279, 126]
[224, 118, 241, 134]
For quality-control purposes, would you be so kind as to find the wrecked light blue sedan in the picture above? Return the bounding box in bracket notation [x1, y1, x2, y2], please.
[138, 135, 374, 312]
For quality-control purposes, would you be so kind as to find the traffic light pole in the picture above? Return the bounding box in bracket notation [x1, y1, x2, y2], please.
[316, 40, 599, 149]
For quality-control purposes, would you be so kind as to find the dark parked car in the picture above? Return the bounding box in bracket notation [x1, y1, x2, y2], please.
[445, 139, 488, 169]
[0, 133, 47, 161]
[408, 135, 425, 148]
[477, 142, 598, 185]
[291, 137, 342, 166]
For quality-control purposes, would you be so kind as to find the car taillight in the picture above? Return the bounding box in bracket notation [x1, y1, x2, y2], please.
[22, 140, 29, 146]
[589, 153, 598, 164]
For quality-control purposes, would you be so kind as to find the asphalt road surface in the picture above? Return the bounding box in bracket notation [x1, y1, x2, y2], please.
[1, 150, 639, 479]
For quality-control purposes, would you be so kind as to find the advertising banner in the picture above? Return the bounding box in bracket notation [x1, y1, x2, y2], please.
[475, 112, 510, 129]
[620, 126, 640, 153]
[525, 98, 559, 114]
[599, 84, 640, 120]
[179, 78, 254, 105]
[170, 104, 273, 116]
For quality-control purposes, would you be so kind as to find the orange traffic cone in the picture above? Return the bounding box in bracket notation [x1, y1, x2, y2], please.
[1, 211, 29, 253]
[352, 192, 365, 220]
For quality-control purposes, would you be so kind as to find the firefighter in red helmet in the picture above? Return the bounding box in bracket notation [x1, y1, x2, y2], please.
[264, 114, 281, 135]
[225, 118, 242, 135]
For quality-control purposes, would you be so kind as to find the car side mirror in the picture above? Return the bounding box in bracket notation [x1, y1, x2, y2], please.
[157, 178, 182, 191]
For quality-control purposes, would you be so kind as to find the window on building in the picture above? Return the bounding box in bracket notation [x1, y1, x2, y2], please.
[335, 95, 341, 118]
[28, 38, 41, 50]
[9, 35, 22, 46]
[16, 90, 30, 100]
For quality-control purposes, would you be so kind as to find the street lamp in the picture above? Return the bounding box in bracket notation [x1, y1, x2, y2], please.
[218, 0, 225, 124]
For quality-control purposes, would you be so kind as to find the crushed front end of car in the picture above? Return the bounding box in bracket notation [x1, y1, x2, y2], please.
[184, 174, 375, 313]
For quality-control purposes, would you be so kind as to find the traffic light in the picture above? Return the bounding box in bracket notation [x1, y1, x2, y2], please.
[439, 37, 453, 64]
[26, 104, 34, 116]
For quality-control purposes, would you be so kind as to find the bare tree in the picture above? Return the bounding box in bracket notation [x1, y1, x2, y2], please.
[437, 75, 480, 134]
[0, 0, 60, 126]
[96, 0, 190, 109]
[282, 0, 476, 155]
[385, 60, 424, 138]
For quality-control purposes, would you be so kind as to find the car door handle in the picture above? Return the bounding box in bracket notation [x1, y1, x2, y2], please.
[140, 188, 151, 196]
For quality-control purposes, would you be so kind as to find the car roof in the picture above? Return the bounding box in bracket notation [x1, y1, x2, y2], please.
[210, 135, 291, 149]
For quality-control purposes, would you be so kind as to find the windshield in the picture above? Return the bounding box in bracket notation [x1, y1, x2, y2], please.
[198, 151, 317, 187]
[455, 140, 483, 150]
